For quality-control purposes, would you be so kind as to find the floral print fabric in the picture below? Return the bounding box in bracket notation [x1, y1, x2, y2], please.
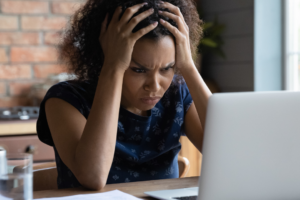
[36, 76, 193, 189]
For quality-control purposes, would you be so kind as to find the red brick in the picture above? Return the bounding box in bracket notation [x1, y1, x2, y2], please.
[0, 82, 6, 96]
[0, 48, 8, 63]
[0, 64, 31, 80]
[9, 80, 43, 96]
[33, 64, 67, 78]
[41, 0, 86, 1]
[0, 32, 40, 45]
[0, 96, 30, 107]
[44, 32, 62, 45]
[1, 1, 49, 14]
[11, 47, 57, 63]
[51, 2, 82, 15]
[0, 16, 18, 30]
[22, 16, 68, 31]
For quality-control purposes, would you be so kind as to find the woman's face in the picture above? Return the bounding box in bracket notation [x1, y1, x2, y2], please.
[121, 35, 175, 116]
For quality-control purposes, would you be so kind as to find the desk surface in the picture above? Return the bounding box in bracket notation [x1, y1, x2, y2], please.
[34, 176, 199, 199]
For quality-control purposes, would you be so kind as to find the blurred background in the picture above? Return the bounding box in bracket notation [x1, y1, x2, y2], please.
[0, 0, 82, 107]
[0, 0, 299, 177]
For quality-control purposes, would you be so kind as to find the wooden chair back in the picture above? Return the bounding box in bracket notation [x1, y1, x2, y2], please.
[32, 155, 190, 191]
[178, 155, 190, 178]
[33, 162, 58, 191]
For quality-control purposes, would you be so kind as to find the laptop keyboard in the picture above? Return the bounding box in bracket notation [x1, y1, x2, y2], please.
[172, 196, 198, 200]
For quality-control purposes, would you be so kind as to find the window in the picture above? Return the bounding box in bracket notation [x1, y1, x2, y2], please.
[285, 0, 300, 90]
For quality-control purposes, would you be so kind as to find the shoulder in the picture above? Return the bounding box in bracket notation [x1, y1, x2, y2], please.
[37, 80, 92, 146]
[41, 80, 93, 124]
[161, 76, 193, 113]
[46, 80, 91, 97]
[46, 80, 94, 103]
[165, 76, 191, 100]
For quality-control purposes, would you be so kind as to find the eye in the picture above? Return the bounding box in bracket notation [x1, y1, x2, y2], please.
[161, 66, 174, 72]
[131, 67, 146, 73]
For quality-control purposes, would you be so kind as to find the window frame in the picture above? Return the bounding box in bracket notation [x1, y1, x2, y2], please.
[284, 0, 300, 91]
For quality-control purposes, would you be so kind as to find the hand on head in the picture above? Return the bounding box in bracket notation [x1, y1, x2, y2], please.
[99, 3, 158, 72]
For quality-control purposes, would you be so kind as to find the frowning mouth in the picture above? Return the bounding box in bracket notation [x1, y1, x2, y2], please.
[140, 97, 161, 105]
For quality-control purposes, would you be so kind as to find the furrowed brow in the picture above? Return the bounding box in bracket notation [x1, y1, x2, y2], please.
[132, 59, 148, 70]
[163, 62, 175, 68]
[132, 59, 175, 69]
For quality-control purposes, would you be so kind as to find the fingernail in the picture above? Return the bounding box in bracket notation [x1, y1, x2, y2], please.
[153, 21, 158, 26]
[143, 2, 148, 6]
[160, 18, 165, 23]
[158, 10, 162, 14]
[159, 1, 164, 4]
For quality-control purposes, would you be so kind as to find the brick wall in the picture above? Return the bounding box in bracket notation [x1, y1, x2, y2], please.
[0, 0, 85, 107]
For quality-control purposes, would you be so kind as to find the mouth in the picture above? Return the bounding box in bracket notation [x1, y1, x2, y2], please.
[140, 97, 161, 105]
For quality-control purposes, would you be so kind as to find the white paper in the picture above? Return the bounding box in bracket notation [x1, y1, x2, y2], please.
[34, 189, 143, 200]
[0, 194, 13, 200]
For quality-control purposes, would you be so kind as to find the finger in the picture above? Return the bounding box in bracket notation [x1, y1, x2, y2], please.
[125, 8, 155, 34]
[119, 2, 148, 25]
[111, 6, 123, 26]
[100, 13, 108, 37]
[158, 10, 187, 33]
[159, 1, 188, 28]
[159, 1, 184, 20]
[159, 18, 183, 41]
[131, 21, 158, 40]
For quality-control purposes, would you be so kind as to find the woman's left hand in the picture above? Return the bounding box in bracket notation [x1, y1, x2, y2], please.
[158, 1, 195, 71]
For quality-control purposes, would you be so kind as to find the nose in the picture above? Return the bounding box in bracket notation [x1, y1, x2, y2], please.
[144, 74, 160, 93]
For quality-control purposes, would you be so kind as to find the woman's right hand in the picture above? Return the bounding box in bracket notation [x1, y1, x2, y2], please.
[99, 3, 158, 72]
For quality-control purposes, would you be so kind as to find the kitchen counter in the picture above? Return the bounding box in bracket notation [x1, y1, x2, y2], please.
[0, 119, 55, 162]
[0, 119, 37, 136]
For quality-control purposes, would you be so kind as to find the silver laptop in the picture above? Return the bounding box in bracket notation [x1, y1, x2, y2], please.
[145, 91, 300, 200]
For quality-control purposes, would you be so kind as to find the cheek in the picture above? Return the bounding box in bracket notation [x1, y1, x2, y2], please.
[123, 73, 144, 96]
[161, 72, 174, 90]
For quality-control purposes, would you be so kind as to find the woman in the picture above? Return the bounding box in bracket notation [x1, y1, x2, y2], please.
[37, 0, 212, 190]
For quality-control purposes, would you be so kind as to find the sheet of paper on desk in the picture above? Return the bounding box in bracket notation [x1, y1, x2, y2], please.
[34, 190, 143, 200]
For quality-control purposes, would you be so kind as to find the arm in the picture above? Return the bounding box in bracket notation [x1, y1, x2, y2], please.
[46, 66, 124, 190]
[182, 66, 211, 128]
[182, 68, 211, 152]
[184, 102, 203, 152]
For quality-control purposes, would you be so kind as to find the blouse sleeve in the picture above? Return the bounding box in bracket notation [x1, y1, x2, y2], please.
[36, 82, 86, 146]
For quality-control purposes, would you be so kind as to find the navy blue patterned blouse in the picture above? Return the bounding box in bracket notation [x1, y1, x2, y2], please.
[36, 76, 193, 189]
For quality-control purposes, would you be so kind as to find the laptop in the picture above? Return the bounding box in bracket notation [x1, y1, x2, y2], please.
[145, 91, 300, 200]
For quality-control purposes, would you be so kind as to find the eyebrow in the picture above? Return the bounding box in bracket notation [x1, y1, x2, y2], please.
[132, 59, 175, 70]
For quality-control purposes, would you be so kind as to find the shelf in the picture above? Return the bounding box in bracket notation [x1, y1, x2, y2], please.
[0, 119, 37, 136]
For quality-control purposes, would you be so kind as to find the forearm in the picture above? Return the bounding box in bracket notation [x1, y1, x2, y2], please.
[180, 65, 212, 129]
[74, 64, 125, 189]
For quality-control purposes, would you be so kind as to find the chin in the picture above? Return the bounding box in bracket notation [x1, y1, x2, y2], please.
[138, 104, 155, 111]
[136, 102, 157, 111]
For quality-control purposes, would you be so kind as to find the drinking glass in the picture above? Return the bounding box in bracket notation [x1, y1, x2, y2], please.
[0, 152, 33, 200]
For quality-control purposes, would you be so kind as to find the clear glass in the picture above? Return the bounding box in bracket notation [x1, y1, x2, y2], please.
[0, 153, 33, 200]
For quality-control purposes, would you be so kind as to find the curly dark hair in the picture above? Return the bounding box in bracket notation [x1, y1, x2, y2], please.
[59, 0, 203, 85]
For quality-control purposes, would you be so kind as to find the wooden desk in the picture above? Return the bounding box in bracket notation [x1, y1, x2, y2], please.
[34, 176, 199, 200]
